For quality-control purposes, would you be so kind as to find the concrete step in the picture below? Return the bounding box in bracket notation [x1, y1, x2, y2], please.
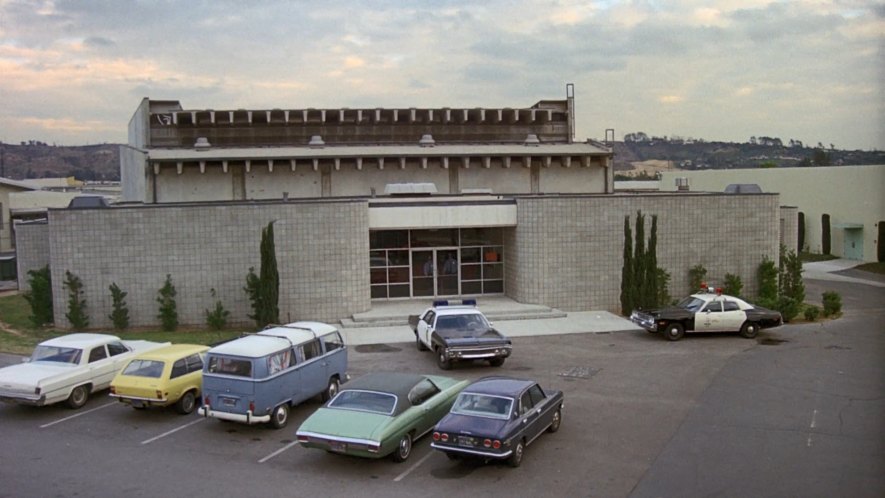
[339, 307, 568, 329]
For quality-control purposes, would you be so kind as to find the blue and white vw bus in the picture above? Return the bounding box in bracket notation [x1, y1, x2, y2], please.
[197, 321, 347, 429]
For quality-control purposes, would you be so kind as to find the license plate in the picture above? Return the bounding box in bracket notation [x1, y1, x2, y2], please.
[222, 397, 237, 407]
[131, 400, 144, 408]
[328, 440, 347, 453]
[457, 436, 476, 447]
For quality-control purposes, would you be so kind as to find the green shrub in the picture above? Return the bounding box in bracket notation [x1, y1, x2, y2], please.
[108, 283, 130, 331]
[723, 273, 743, 298]
[205, 288, 230, 331]
[156, 274, 179, 332]
[803, 305, 820, 321]
[689, 264, 707, 292]
[24, 265, 53, 327]
[776, 296, 800, 323]
[757, 257, 778, 304]
[822, 291, 842, 317]
[655, 267, 671, 308]
[63, 270, 89, 329]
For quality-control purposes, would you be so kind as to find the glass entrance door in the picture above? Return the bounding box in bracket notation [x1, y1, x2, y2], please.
[411, 249, 459, 297]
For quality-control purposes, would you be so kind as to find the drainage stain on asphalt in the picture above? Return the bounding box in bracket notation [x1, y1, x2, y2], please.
[354, 344, 402, 353]
[758, 338, 789, 346]
[558, 366, 601, 379]
[825, 345, 852, 350]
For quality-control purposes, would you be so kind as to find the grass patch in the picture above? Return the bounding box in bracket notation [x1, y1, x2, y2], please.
[854, 261, 885, 275]
[799, 252, 838, 263]
[0, 293, 242, 354]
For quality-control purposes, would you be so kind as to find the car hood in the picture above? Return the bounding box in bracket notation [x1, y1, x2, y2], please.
[635, 306, 690, 317]
[0, 362, 75, 389]
[438, 329, 510, 345]
[297, 407, 392, 442]
[435, 412, 509, 439]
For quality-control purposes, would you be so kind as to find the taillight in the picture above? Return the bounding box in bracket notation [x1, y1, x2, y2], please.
[432, 432, 440, 441]
[441, 433, 449, 442]
[35, 387, 42, 395]
[297, 434, 309, 443]
[156, 390, 163, 399]
[204, 396, 210, 407]
[492, 440, 501, 449]
[483, 439, 492, 448]
[109, 386, 115, 394]
[367, 443, 380, 453]
[249, 401, 255, 413]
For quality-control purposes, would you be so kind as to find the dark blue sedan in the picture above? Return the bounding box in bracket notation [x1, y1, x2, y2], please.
[430, 376, 563, 467]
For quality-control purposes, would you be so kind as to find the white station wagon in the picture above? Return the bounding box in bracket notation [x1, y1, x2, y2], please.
[0, 333, 169, 409]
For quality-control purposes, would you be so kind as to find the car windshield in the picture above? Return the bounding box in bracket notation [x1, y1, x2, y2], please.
[121, 359, 165, 378]
[435, 314, 491, 335]
[30, 346, 82, 364]
[328, 390, 397, 415]
[451, 392, 513, 420]
[676, 297, 705, 313]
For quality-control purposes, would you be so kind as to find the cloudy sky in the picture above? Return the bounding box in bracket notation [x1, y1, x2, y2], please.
[1, 0, 882, 150]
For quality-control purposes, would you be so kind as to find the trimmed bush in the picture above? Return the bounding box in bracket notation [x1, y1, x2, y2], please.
[723, 273, 743, 298]
[822, 291, 842, 317]
[156, 274, 179, 332]
[776, 296, 800, 323]
[689, 264, 707, 292]
[205, 288, 230, 331]
[64, 271, 89, 329]
[803, 305, 820, 321]
[108, 283, 130, 331]
[25, 266, 53, 327]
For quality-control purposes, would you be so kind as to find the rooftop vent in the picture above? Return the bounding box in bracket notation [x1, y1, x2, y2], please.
[308, 135, 325, 148]
[524, 134, 540, 146]
[418, 134, 435, 147]
[194, 137, 211, 149]
[724, 184, 763, 194]
[675, 177, 690, 191]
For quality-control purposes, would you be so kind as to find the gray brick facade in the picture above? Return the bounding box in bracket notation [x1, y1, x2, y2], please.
[506, 193, 781, 311]
[15, 222, 50, 292]
[46, 200, 370, 329]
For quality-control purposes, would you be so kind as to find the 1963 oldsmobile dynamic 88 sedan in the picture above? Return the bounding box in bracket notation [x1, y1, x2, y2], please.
[0, 334, 169, 409]
[430, 376, 563, 467]
[296, 372, 470, 462]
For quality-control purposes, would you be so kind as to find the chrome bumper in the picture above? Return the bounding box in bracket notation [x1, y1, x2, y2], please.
[630, 312, 657, 331]
[431, 442, 512, 459]
[197, 405, 269, 424]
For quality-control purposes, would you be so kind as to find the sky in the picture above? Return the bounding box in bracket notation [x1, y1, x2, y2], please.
[0, 0, 882, 150]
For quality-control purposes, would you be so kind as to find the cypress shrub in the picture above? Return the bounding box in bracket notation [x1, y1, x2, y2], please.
[108, 283, 130, 331]
[619, 216, 634, 315]
[25, 266, 53, 327]
[156, 274, 179, 332]
[64, 271, 89, 329]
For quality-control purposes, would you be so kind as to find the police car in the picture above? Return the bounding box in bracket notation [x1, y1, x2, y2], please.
[630, 285, 783, 341]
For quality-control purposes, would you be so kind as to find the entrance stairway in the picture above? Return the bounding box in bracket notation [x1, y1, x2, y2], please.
[339, 296, 567, 329]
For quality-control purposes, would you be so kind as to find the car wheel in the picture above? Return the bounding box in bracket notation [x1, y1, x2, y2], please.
[436, 348, 452, 370]
[269, 403, 289, 429]
[489, 357, 505, 367]
[66, 385, 90, 409]
[663, 323, 685, 341]
[548, 407, 562, 433]
[392, 433, 413, 462]
[416, 335, 428, 351]
[176, 390, 197, 415]
[507, 439, 525, 468]
[740, 321, 759, 339]
[321, 376, 340, 402]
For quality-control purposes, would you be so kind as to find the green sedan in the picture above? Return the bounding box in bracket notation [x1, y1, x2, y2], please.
[296, 372, 470, 462]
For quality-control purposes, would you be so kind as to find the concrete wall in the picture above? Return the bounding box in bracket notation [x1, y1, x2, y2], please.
[120, 145, 147, 203]
[332, 161, 451, 196]
[661, 165, 885, 262]
[780, 206, 799, 253]
[540, 164, 607, 194]
[247, 168, 322, 199]
[46, 200, 370, 329]
[15, 222, 50, 291]
[459, 162, 532, 193]
[506, 193, 781, 312]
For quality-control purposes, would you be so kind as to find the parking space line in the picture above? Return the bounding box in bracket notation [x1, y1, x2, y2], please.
[39, 401, 117, 428]
[258, 440, 300, 463]
[140, 418, 205, 445]
[393, 450, 434, 482]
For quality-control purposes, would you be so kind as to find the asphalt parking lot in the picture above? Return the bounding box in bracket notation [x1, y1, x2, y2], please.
[1, 277, 882, 498]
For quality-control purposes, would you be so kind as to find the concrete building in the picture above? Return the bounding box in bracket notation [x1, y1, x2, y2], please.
[661, 165, 885, 262]
[17, 89, 789, 329]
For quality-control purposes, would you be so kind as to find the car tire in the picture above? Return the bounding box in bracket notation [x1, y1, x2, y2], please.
[176, 390, 197, 415]
[269, 403, 289, 429]
[507, 439, 525, 468]
[416, 335, 428, 351]
[547, 406, 562, 433]
[436, 348, 452, 370]
[740, 321, 759, 339]
[489, 357, 505, 367]
[66, 385, 90, 409]
[663, 323, 685, 341]
[321, 376, 340, 402]
[392, 432, 413, 462]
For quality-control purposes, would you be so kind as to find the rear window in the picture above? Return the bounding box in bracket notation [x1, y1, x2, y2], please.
[328, 390, 396, 415]
[31, 346, 82, 364]
[122, 359, 165, 378]
[451, 393, 513, 420]
[207, 356, 253, 378]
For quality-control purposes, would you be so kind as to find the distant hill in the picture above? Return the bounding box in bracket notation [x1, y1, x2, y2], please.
[0, 142, 120, 181]
[0, 140, 882, 182]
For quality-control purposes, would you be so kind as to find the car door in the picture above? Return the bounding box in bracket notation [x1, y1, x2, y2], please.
[419, 310, 435, 346]
[295, 340, 324, 403]
[167, 357, 189, 402]
[526, 384, 554, 432]
[87, 345, 119, 389]
[409, 378, 445, 434]
[517, 390, 545, 443]
[695, 300, 723, 331]
[721, 300, 747, 331]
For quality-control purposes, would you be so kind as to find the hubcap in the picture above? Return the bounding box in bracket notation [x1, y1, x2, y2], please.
[400, 436, 411, 457]
[276, 407, 287, 424]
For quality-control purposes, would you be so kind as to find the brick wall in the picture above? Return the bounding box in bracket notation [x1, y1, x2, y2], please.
[15, 222, 50, 292]
[506, 193, 781, 312]
[48, 200, 370, 329]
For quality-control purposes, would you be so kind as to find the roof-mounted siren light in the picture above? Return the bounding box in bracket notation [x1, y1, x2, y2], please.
[566, 83, 575, 144]
[715, 287, 723, 296]
[433, 300, 449, 307]
[700, 282, 708, 292]
[462, 299, 477, 307]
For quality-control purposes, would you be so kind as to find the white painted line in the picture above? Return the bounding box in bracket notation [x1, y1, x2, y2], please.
[393, 450, 434, 482]
[140, 417, 204, 445]
[258, 440, 300, 463]
[807, 408, 819, 447]
[39, 401, 117, 428]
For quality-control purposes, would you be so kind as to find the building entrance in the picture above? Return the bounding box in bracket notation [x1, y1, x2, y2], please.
[411, 248, 459, 297]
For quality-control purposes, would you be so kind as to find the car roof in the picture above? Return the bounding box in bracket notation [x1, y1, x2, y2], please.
[433, 307, 484, 317]
[131, 344, 209, 361]
[207, 322, 337, 358]
[461, 376, 535, 397]
[689, 292, 752, 308]
[344, 372, 425, 400]
[40, 333, 120, 349]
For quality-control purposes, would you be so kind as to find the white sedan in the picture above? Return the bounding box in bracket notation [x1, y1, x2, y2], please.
[0, 333, 169, 409]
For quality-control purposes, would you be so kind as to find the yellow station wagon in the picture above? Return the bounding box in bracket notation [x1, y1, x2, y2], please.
[110, 344, 209, 414]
